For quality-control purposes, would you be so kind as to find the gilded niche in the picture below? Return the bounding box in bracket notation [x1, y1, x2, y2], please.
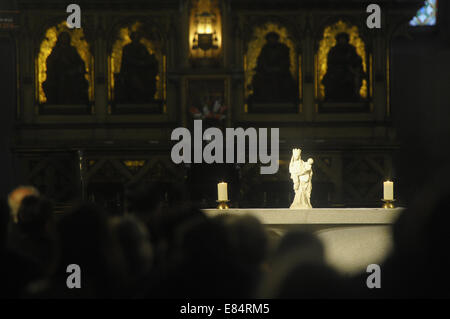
[189, 0, 222, 61]
[37, 21, 94, 104]
[244, 23, 300, 110]
[316, 20, 370, 102]
[109, 21, 166, 105]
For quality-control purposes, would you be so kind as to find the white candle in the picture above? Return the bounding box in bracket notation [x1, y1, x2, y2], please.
[217, 182, 228, 201]
[383, 181, 394, 200]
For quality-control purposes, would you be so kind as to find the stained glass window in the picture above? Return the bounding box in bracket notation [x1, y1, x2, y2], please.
[409, 0, 437, 26]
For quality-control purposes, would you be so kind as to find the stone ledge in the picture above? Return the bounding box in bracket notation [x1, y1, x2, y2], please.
[203, 208, 404, 225]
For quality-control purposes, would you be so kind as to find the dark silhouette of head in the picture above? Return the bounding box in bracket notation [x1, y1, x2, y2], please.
[218, 214, 269, 297]
[8, 185, 40, 223]
[384, 167, 450, 297]
[221, 214, 268, 269]
[336, 32, 350, 45]
[274, 263, 343, 298]
[110, 215, 153, 279]
[166, 215, 240, 298]
[257, 230, 331, 298]
[265, 31, 280, 45]
[57, 32, 71, 47]
[129, 31, 142, 43]
[17, 195, 53, 235]
[274, 229, 324, 264]
[50, 202, 127, 297]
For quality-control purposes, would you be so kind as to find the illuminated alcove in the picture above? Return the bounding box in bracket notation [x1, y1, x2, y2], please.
[36, 21, 94, 108]
[108, 20, 167, 113]
[244, 22, 301, 113]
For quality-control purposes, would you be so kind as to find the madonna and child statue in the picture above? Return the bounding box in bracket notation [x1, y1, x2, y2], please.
[289, 148, 314, 209]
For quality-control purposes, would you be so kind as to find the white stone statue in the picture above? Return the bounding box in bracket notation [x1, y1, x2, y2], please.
[289, 148, 314, 209]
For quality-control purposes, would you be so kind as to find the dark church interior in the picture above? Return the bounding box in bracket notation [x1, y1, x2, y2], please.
[1, 0, 450, 301]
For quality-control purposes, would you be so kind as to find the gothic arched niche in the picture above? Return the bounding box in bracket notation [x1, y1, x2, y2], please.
[316, 20, 371, 103]
[37, 21, 94, 105]
[189, 0, 222, 64]
[109, 21, 166, 111]
[244, 22, 301, 113]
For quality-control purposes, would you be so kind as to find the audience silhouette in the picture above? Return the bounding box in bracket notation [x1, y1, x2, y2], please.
[1, 177, 449, 298]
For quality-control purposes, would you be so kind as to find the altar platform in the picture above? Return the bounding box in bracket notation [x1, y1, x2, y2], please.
[203, 208, 405, 275]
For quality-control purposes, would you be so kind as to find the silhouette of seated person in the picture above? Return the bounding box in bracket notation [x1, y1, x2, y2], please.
[115, 32, 159, 104]
[0, 198, 42, 298]
[322, 32, 366, 102]
[250, 32, 297, 104]
[8, 195, 55, 270]
[43, 31, 89, 104]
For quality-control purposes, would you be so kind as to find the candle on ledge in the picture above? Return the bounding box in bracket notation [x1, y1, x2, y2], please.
[217, 182, 228, 201]
[383, 180, 394, 200]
